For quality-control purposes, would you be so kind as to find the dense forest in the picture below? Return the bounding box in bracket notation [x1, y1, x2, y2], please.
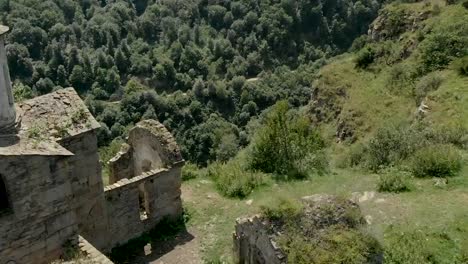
[1, 0, 383, 165]
[3, 0, 468, 263]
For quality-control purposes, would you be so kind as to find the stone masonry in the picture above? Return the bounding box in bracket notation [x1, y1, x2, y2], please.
[0, 90, 184, 263]
[106, 119, 184, 249]
[234, 216, 286, 264]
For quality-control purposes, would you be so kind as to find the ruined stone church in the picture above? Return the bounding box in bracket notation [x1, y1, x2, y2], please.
[0, 26, 184, 264]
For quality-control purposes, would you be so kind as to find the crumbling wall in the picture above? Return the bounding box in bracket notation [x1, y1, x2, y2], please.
[234, 216, 285, 264]
[77, 235, 114, 264]
[104, 163, 183, 249]
[0, 156, 78, 264]
[108, 120, 183, 183]
[108, 143, 134, 184]
[103, 119, 184, 249]
[59, 131, 109, 250]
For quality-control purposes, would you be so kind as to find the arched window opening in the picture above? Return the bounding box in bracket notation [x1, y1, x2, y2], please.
[0, 175, 11, 214]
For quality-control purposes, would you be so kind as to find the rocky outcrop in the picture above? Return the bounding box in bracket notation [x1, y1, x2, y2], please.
[368, 7, 431, 41]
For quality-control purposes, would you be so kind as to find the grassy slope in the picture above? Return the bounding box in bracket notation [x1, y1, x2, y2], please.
[183, 168, 468, 262]
[180, 2, 468, 263]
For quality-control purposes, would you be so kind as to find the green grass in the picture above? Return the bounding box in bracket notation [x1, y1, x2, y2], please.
[182, 165, 468, 263]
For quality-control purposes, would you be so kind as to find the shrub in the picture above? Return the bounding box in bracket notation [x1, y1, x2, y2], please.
[414, 73, 443, 104]
[410, 144, 463, 178]
[260, 196, 303, 221]
[208, 160, 268, 198]
[336, 143, 367, 168]
[350, 35, 370, 52]
[452, 56, 468, 76]
[282, 226, 382, 264]
[294, 150, 330, 176]
[428, 123, 468, 149]
[249, 101, 326, 179]
[463, 0, 468, 9]
[366, 123, 424, 171]
[355, 46, 375, 69]
[419, 29, 468, 73]
[182, 163, 200, 181]
[378, 170, 412, 193]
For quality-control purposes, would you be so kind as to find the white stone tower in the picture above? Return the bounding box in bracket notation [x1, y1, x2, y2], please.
[0, 25, 16, 134]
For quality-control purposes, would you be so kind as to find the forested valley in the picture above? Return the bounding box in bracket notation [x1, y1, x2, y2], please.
[1, 0, 382, 165]
[2, 0, 468, 263]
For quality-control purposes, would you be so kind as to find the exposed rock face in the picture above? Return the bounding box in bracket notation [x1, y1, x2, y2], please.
[368, 7, 431, 41]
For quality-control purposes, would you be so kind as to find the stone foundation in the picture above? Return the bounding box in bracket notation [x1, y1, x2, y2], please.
[234, 216, 285, 264]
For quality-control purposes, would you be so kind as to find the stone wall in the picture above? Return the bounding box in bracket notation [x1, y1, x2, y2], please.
[59, 131, 109, 250]
[108, 143, 133, 184]
[0, 155, 78, 264]
[104, 163, 183, 249]
[108, 120, 184, 184]
[234, 216, 285, 264]
[77, 235, 114, 264]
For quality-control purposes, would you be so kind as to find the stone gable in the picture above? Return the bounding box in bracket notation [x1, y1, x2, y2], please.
[17, 88, 100, 141]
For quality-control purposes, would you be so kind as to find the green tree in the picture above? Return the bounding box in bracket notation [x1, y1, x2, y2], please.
[250, 101, 326, 179]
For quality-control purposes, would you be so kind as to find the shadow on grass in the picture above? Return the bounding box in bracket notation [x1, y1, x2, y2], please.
[109, 213, 192, 264]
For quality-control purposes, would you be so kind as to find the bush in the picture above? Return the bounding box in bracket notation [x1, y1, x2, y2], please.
[419, 29, 468, 73]
[452, 56, 468, 76]
[282, 226, 382, 264]
[463, 0, 468, 9]
[428, 123, 468, 149]
[378, 170, 412, 193]
[208, 160, 268, 198]
[294, 150, 330, 176]
[355, 46, 375, 69]
[414, 73, 443, 104]
[249, 101, 326, 179]
[410, 144, 463, 178]
[182, 163, 200, 181]
[336, 143, 367, 168]
[366, 123, 424, 171]
[260, 196, 303, 221]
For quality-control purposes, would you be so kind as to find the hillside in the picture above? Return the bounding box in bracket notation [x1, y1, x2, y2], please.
[178, 0, 468, 263]
[2, 0, 468, 263]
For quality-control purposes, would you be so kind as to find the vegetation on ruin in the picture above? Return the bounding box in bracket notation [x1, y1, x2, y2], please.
[260, 196, 382, 264]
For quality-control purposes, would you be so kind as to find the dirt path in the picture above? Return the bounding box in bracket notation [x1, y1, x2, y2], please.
[138, 185, 203, 264]
[143, 228, 201, 264]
